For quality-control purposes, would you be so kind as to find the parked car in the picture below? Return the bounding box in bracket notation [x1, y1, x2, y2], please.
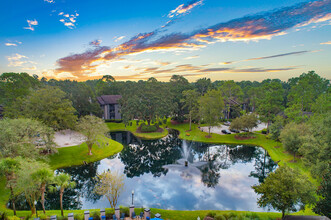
[230, 129, 240, 133]
[241, 128, 249, 132]
[224, 121, 231, 126]
[221, 129, 231, 134]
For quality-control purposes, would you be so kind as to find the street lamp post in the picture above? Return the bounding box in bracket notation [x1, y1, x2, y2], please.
[34, 201, 38, 218]
[131, 190, 134, 205]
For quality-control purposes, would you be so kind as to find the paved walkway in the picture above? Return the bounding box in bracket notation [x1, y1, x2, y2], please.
[53, 129, 86, 147]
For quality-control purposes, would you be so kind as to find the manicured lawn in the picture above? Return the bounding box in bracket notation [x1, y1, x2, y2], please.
[11, 208, 282, 220]
[10, 207, 317, 219]
[49, 136, 123, 169]
[7, 206, 317, 220]
[149, 209, 282, 220]
[106, 121, 168, 140]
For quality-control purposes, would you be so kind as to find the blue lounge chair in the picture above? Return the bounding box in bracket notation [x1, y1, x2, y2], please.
[132, 211, 137, 219]
[113, 214, 117, 220]
[139, 212, 144, 219]
[120, 213, 125, 220]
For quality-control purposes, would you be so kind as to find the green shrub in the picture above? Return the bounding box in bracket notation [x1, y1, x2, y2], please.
[261, 128, 268, 134]
[214, 214, 226, 220]
[105, 209, 114, 219]
[251, 212, 260, 220]
[57, 216, 68, 220]
[105, 119, 123, 123]
[205, 211, 216, 218]
[244, 212, 260, 220]
[140, 124, 157, 132]
[74, 213, 83, 220]
[0, 212, 8, 220]
[39, 214, 47, 220]
[154, 122, 159, 128]
[238, 132, 255, 138]
[163, 118, 167, 124]
[91, 211, 100, 220]
[24, 214, 32, 220]
[119, 206, 129, 217]
[8, 216, 20, 220]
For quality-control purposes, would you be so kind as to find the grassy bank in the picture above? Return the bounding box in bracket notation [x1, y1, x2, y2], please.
[167, 122, 316, 184]
[106, 121, 168, 139]
[9, 207, 317, 220]
[10, 209, 282, 220]
[49, 136, 123, 169]
[0, 135, 123, 211]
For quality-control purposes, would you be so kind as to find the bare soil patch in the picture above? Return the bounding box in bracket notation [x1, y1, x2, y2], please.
[205, 135, 212, 138]
[274, 146, 280, 148]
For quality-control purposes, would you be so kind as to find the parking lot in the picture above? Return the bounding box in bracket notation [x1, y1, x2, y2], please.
[200, 122, 267, 135]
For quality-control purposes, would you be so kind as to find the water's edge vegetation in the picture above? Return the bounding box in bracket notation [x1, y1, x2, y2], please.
[0, 121, 317, 218]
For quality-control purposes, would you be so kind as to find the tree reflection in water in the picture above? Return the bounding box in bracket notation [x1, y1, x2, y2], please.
[249, 148, 278, 183]
[32, 130, 277, 210]
[45, 162, 102, 210]
[119, 130, 182, 178]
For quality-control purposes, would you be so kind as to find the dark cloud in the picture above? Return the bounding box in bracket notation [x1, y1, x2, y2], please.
[222, 50, 314, 64]
[89, 40, 102, 47]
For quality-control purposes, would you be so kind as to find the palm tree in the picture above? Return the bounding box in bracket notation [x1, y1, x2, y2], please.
[0, 157, 20, 215]
[32, 167, 54, 214]
[50, 173, 76, 216]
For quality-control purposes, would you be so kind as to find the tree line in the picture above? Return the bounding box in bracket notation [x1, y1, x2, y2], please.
[0, 71, 329, 128]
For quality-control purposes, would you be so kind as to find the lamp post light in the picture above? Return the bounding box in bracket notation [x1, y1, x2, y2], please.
[34, 201, 38, 218]
[131, 190, 134, 205]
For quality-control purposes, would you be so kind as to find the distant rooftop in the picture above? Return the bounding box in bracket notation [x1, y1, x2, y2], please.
[97, 95, 122, 105]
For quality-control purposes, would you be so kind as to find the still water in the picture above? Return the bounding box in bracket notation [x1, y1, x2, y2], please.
[17, 130, 277, 211]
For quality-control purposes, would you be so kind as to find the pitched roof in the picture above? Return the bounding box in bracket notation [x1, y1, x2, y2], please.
[97, 95, 122, 105]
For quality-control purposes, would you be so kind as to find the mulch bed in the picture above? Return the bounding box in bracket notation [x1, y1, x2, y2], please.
[205, 135, 212, 138]
[274, 146, 280, 148]
[234, 135, 257, 140]
[135, 127, 164, 133]
[170, 120, 189, 125]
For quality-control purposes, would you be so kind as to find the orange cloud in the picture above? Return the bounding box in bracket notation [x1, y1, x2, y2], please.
[53, 0, 330, 80]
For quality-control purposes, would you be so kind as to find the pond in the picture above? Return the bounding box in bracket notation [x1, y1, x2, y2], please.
[14, 130, 277, 211]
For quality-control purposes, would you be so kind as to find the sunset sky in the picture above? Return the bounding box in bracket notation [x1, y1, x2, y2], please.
[1, 0, 331, 82]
